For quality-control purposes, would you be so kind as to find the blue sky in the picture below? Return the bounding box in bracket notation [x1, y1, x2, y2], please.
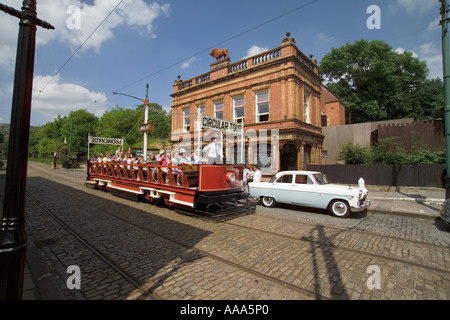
[0, 0, 443, 126]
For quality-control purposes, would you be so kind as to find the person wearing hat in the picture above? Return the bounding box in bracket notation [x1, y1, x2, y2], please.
[202, 136, 222, 164]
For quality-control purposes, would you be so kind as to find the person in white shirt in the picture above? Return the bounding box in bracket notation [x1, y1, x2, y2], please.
[243, 166, 252, 191]
[202, 137, 222, 164]
[252, 165, 262, 183]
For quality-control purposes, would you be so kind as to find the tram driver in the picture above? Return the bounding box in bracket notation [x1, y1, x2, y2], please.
[202, 137, 223, 164]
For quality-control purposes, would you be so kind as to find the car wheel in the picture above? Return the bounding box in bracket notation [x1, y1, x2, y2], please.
[261, 196, 276, 208]
[329, 200, 350, 218]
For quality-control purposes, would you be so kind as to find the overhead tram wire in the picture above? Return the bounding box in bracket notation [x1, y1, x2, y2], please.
[56, 0, 319, 118]
[32, 0, 125, 103]
[113, 0, 319, 93]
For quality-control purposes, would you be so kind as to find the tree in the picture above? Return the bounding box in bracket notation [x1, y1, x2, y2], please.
[61, 109, 98, 156]
[90, 102, 171, 155]
[28, 111, 98, 163]
[319, 39, 442, 123]
[92, 105, 142, 155]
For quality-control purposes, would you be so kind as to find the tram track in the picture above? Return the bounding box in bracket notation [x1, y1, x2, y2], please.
[26, 191, 161, 300]
[29, 163, 450, 273]
[224, 217, 450, 275]
[25, 163, 450, 299]
[25, 173, 330, 300]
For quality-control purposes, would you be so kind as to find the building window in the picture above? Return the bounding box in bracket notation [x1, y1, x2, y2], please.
[197, 104, 205, 116]
[183, 108, 190, 132]
[233, 96, 245, 123]
[304, 92, 310, 123]
[214, 101, 223, 119]
[256, 91, 269, 123]
[252, 143, 272, 170]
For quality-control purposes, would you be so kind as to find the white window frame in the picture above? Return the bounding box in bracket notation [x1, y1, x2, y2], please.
[183, 108, 190, 132]
[256, 91, 269, 123]
[214, 101, 224, 119]
[233, 96, 245, 123]
[304, 92, 310, 124]
[197, 104, 205, 116]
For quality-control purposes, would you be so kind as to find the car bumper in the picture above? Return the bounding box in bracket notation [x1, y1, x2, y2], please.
[351, 199, 371, 212]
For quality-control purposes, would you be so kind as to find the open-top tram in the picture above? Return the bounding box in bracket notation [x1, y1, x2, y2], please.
[85, 161, 256, 221]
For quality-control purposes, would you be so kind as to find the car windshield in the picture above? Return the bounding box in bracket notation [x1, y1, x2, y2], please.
[312, 173, 329, 185]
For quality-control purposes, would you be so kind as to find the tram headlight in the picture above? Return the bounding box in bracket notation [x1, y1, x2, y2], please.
[225, 172, 236, 183]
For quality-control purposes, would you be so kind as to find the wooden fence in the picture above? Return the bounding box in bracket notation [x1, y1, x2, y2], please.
[306, 164, 446, 188]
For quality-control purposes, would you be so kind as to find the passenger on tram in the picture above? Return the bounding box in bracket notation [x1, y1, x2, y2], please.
[135, 155, 147, 181]
[156, 150, 171, 183]
[90, 153, 97, 162]
[173, 148, 191, 185]
[148, 152, 158, 181]
[115, 145, 122, 156]
[125, 152, 135, 177]
[103, 153, 112, 163]
[189, 152, 201, 165]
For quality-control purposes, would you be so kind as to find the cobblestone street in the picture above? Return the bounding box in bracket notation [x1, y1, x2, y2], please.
[9, 163, 450, 303]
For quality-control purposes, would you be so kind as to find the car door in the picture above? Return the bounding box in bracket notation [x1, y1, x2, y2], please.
[272, 174, 293, 204]
[291, 174, 320, 208]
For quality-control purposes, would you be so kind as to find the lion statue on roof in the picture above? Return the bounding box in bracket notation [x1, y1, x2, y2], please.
[210, 48, 229, 61]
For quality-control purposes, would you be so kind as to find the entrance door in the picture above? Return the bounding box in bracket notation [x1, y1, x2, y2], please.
[280, 144, 297, 171]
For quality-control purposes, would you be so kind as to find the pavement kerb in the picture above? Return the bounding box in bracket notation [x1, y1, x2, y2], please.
[23, 243, 66, 300]
[370, 196, 445, 205]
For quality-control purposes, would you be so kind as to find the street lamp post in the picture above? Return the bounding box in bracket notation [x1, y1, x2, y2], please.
[143, 84, 149, 160]
[0, 0, 54, 299]
[113, 85, 151, 160]
[440, 0, 450, 223]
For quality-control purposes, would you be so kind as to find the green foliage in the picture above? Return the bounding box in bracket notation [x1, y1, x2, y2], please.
[338, 142, 371, 164]
[320, 39, 443, 123]
[28, 103, 171, 162]
[338, 139, 445, 165]
[370, 137, 408, 165]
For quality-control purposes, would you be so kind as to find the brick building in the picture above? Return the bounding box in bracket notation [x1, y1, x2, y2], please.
[170, 33, 345, 177]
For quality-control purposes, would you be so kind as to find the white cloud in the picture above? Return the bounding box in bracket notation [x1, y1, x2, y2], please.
[395, 47, 418, 58]
[315, 33, 334, 45]
[0, 0, 170, 70]
[31, 74, 108, 123]
[38, 0, 170, 52]
[417, 43, 442, 79]
[181, 57, 198, 69]
[392, 0, 437, 14]
[243, 45, 269, 59]
[395, 45, 441, 79]
[428, 16, 441, 31]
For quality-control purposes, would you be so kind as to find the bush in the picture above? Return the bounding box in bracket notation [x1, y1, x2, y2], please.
[338, 139, 445, 165]
[338, 142, 371, 164]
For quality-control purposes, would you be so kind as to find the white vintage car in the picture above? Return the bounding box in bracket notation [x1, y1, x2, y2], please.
[248, 171, 370, 218]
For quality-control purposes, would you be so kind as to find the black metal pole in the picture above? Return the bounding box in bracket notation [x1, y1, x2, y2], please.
[0, 0, 53, 299]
